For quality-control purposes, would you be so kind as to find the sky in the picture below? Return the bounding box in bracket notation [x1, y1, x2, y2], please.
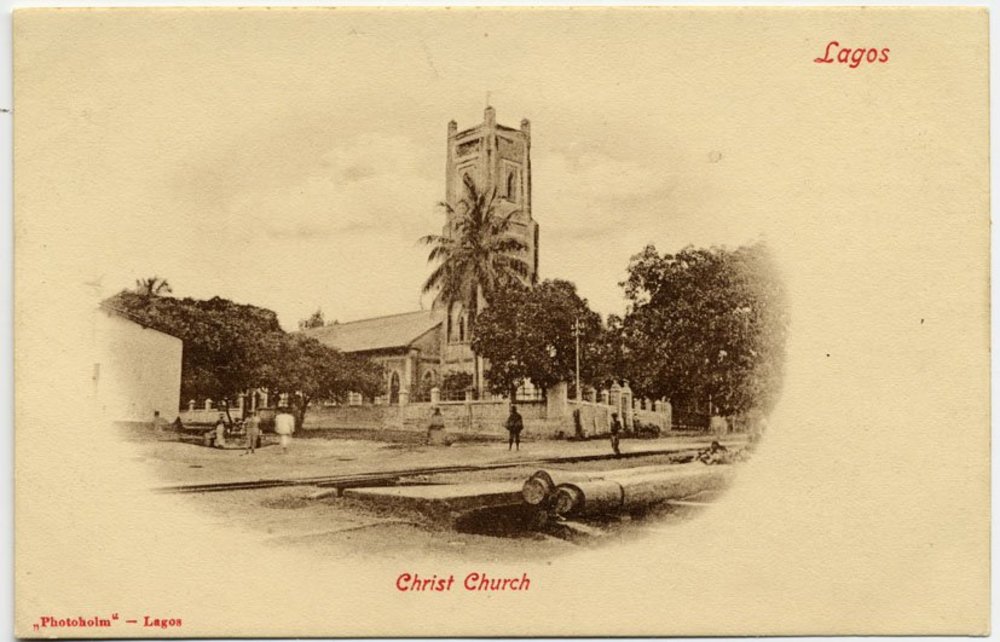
[16, 9, 800, 329]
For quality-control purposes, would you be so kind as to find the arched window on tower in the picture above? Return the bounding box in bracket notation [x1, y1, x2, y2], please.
[506, 170, 518, 202]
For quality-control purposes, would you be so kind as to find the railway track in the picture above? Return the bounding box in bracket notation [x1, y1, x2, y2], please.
[155, 438, 747, 495]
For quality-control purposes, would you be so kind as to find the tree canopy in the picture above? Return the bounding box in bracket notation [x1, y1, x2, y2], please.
[133, 276, 172, 297]
[618, 242, 788, 415]
[420, 174, 533, 312]
[105, 290, 285, 401]
[298, 308, 326, 330]
[103, 289, 384, 422]
[420, 174, 533, 394]
[276, 334, 384, 428]
[472, 279, 603, 396]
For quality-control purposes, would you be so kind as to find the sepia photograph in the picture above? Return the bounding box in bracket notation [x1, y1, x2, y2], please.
[95, 99, 787, 558]
[13, 6, 989, 637]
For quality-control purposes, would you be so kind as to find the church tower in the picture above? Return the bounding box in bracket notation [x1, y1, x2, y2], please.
[438, 107, 540, 390]
[444, 106, 539, 283]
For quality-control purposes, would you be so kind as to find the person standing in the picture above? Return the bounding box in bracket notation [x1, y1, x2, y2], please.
[505, 405, 524, 451]
[214, 413, 227, 449]
[274, 407, 295, 454]
[244, 409, 261, 454]
[427, 407, 446, 445]
[610, 412, 623, 457]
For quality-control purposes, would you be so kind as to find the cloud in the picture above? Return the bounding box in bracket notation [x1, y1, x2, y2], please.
[219, 132, 443, 243]
[339, 164, 378, 183]
[534, 147, 680, 236]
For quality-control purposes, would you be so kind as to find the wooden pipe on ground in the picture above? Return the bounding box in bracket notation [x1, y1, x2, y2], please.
[551, 465, 734, 518]
[522, 463, 706, 507]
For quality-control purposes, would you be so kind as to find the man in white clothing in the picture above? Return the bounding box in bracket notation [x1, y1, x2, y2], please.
[274, 408, 295, 453]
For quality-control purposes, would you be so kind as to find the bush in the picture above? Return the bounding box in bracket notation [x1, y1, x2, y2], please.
[633, 419, 661, 439]
[441, 371, 474, 397]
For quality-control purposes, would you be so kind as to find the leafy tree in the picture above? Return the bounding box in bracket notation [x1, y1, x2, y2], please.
[104, 290, 284, 412]
[104, 290, 384, 427]
[420, 174, 532, 392]
[440, 370, 473, 398]
[298, 308, 325, 330]
[588, 313, 628, 392]
[272, 334, 384, 430]
[473, 280, 602, 398]
[619, 242, 788, 416]
[134, 276, 172, 297]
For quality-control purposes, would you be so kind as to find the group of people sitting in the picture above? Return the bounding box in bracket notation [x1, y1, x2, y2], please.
[209, 408, 296, 454]
[211, 411, 262, 453]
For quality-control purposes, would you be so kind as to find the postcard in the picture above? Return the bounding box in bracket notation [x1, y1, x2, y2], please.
[12, 6, 990, 637]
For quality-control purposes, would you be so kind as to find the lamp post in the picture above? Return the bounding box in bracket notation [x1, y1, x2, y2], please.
[573, 318, 582, 402]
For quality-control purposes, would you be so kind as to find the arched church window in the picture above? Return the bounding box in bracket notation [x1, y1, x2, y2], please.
[507, 171, 517, 201]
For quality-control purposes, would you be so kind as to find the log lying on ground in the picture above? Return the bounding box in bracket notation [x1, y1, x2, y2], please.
[523, 470, 607, 506]
[551, 464, 735, 518]
[552, 479, 624, 516]
[522, 464, 698, 507]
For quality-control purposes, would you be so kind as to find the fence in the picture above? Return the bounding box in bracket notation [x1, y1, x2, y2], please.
[671, 410, 710, 431]
[178, 398, 244, 425]
[177, 383, 680, 439]
[294, 398, 555, 438]
[407, 399, 551, 436]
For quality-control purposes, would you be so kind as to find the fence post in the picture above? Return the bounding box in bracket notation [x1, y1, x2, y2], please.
[621, 381, 634, 431]
[430, 387, 440, 404]
[609, 382, 622, 418]
[546, 382, 569, 419]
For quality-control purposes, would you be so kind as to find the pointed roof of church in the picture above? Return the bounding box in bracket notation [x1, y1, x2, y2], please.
[302, 309, 443, 353]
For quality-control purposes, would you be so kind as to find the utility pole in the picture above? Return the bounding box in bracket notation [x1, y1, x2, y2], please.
[574, 318, 582, 402]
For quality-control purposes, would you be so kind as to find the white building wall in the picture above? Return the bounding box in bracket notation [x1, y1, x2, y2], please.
[92, 310, 182, 422]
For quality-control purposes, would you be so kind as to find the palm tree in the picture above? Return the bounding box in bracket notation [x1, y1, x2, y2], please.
[134, 276, 172, 297]
[420, 174, 532, 392]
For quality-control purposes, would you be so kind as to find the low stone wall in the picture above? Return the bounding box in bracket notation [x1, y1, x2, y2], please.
[291, 399, 564, 439]
[567, 400, 613, 438]
[178, 387, 671, 441]
[300, 404, 403, 431]
[567, 401, 671, 438]
[179, 407, 245, 425]
[403, 400, 560, 438]
[634, 407, 671, 432]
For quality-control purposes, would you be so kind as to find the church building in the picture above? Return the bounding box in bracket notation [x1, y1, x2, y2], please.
[303, 106, 540, 403]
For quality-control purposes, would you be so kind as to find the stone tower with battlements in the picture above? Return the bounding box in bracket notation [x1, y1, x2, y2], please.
[438, 107, 540, 387]
[444, 106, 539, 284]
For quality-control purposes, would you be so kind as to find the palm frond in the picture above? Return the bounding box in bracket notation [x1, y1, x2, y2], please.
[421, 173, 533, 313]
